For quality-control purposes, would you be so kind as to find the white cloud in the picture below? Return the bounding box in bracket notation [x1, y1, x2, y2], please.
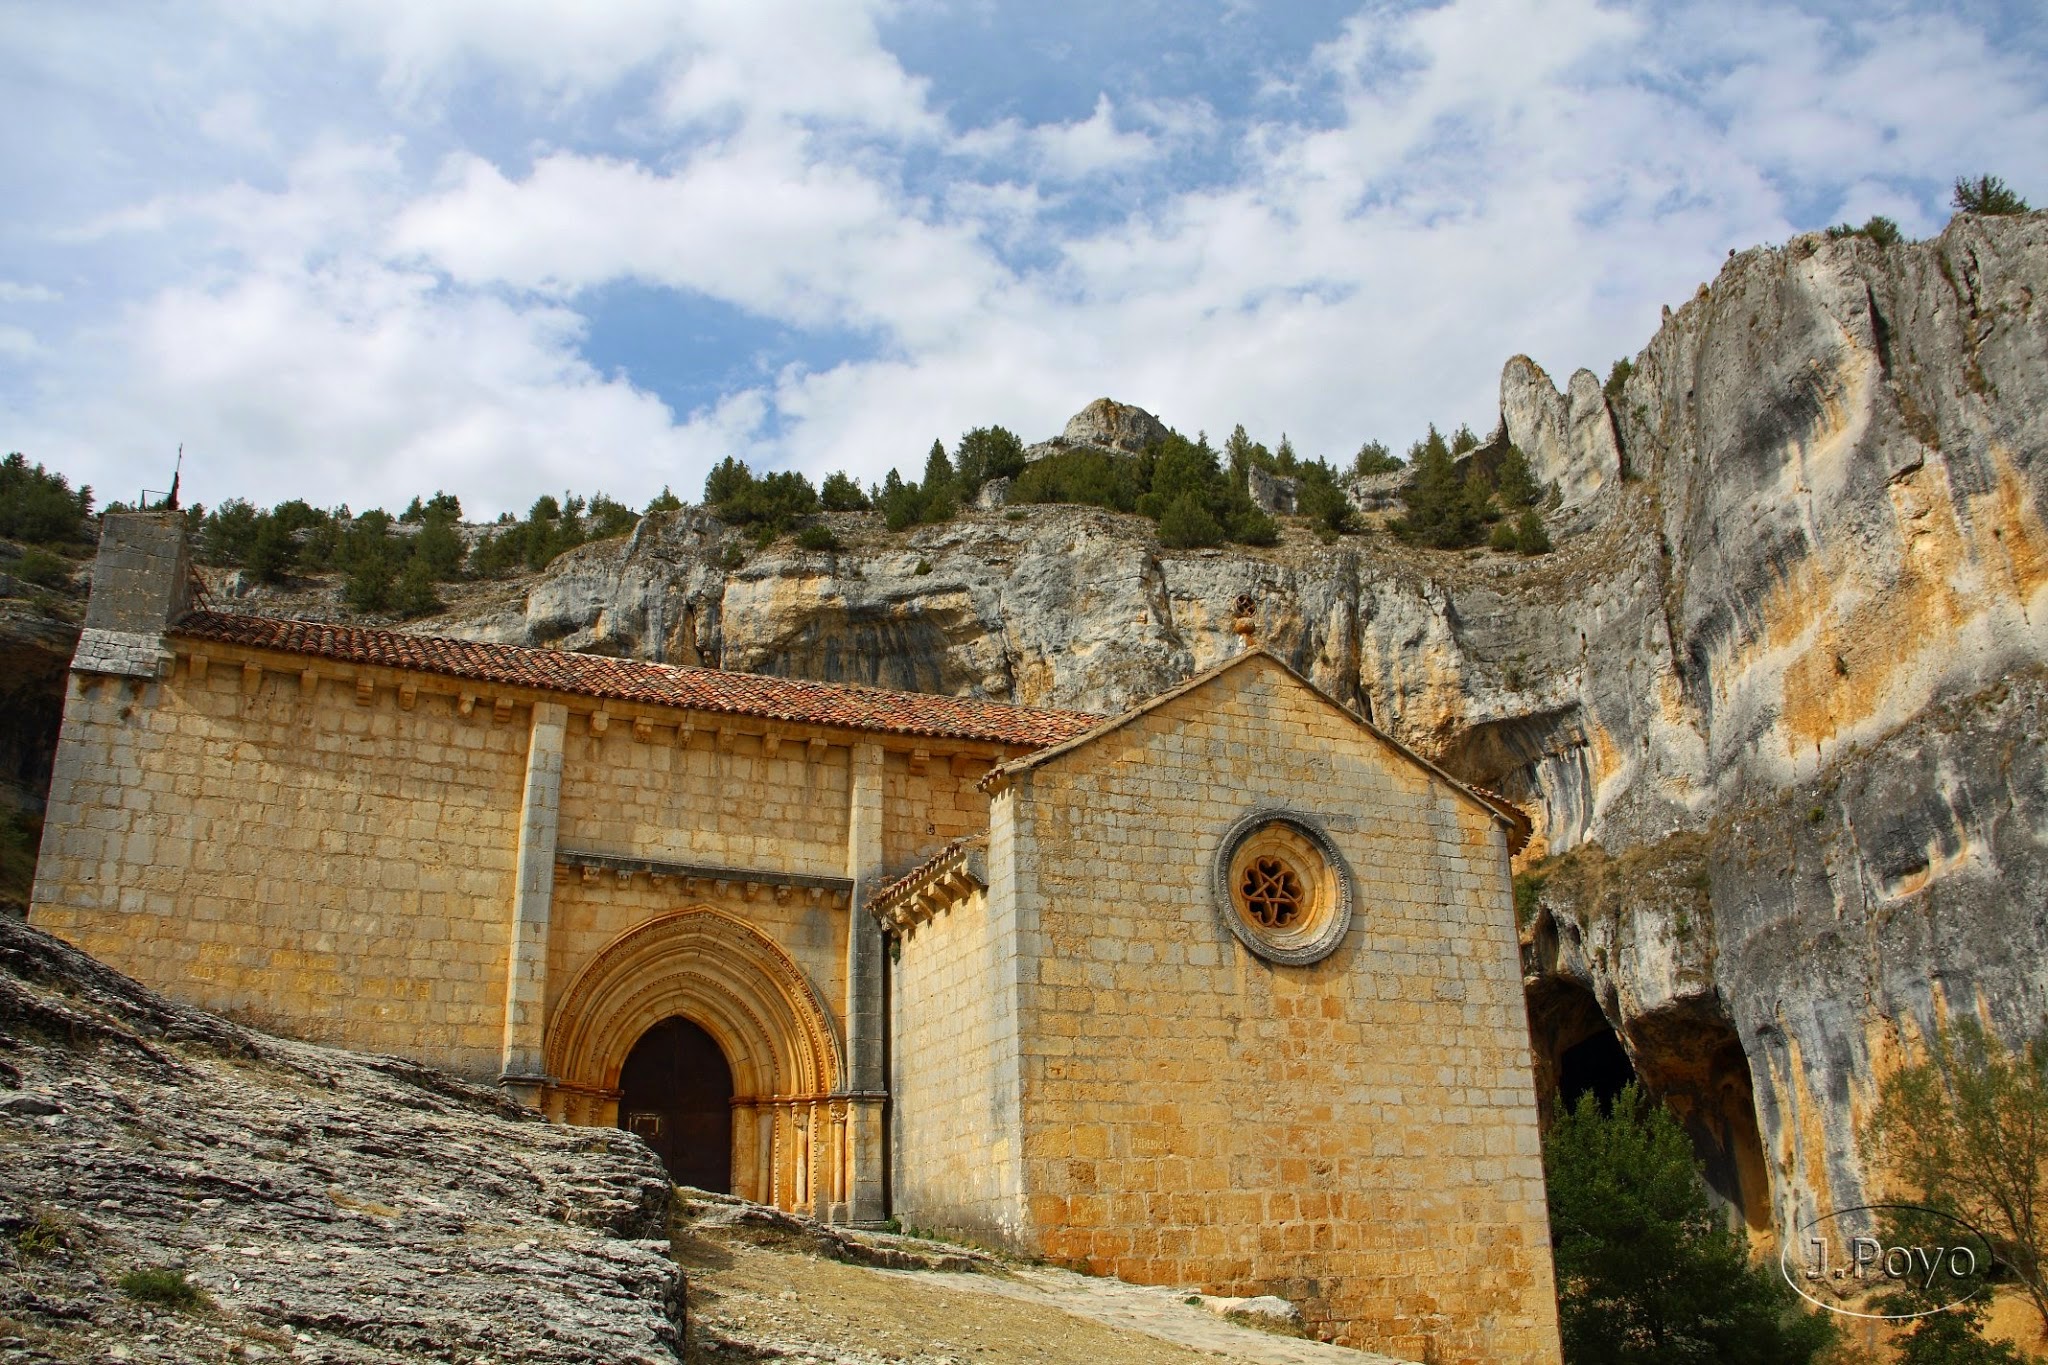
[13, 260, 741, 519]
[1035, 96, 1156, 177]
[391, 139, 1006, 347]
[196, 92, 277, 153]
[2, 0, 2044, 521]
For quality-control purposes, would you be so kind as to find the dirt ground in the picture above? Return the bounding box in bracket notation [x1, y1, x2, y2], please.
[669, 1203, 1407, 1365]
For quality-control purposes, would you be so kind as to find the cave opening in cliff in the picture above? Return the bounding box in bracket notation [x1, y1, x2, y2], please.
[1627, 1009, 1774, 1238]
[1526, 979, 1775, 1239]
[1560, 1028, 1637, 1110]
[1526, 976, 1636, 1120]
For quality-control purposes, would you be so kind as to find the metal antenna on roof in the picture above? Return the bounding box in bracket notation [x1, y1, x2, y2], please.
[141, 444, 183, 512]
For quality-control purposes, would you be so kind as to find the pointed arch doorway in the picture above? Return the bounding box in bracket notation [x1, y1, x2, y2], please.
[618, 1016, 734, 1191]
[543, 908, 848, 1213]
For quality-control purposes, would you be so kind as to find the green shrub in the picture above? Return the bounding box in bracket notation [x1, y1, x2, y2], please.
[795, 524, 839, 551]
[13, 547, 74, 589]
[1391, 426, 1490, 548]
[1511, 509, 1551, 554]
[1157, 492, 1224, 549]
[1351, 440, 1402, 477]
[1604, 359, 1634, 405]
[1494, 446, 1541, 508]
[392, 558, 442, 618]
[14, 1209, 72, 1259]
[644, 485, 684, 515]
[118, 1266, 210, 1311]
[1512, 869, 1546, 928]
[587, 492, 639, 540]
[1866, 1019, 2048, 1340]
[1296, 461, 1355, 537]
[819, 472, 870, 512]
[344, 554, 396, 614]
[1231, 510, 1279, 546]
[1825, 215, 1903, 247]
[705, 459, 820, 537]
[397, 491, 457, 524]
[954, 426, 1025, 490]
[1010, 448, 1143, 513]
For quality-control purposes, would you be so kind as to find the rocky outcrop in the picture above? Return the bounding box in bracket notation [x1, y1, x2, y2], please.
[0, 915, 685, 1362]
[419, 214, 2048, 1251]
[1061, 398, 1170, 454]
[1246, 465, 1299, 515]
[1501, 357, 1622, 508]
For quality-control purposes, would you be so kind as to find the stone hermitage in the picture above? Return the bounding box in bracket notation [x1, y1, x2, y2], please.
[32, 513, 1561, 1363]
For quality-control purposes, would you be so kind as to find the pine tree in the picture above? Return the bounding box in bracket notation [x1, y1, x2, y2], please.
[1394, 426, 1486, 548]
[1546, 1085, 1835, 1365]
[1952, 175, 2030, 216]
[820, 472, 870, 512]
[921, 439, 954, 497]
[1495, 446, 1541, 508]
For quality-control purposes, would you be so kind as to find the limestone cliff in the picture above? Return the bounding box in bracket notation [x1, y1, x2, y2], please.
[415, 212, 2047, 1249]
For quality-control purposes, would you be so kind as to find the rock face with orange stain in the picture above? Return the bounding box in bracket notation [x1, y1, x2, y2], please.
[198, 212, 2048, 1259]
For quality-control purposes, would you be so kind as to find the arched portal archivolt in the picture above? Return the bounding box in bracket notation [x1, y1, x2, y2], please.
[546, 907, 843, 1105]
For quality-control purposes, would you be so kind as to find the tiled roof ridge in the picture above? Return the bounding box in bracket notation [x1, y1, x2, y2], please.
[171, 610, 1101, 750]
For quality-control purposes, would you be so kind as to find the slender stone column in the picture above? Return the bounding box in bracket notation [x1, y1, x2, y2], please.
[828, 1099, 849, 1208]
[843, 742, 889, 1224]
[500, 701, 567, 1104]
[730, 1101, 761, 1203]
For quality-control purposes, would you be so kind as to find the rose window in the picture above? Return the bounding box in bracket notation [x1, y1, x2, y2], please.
[1213, 812, 1354, 966]
[1239, 857, 1304, 928]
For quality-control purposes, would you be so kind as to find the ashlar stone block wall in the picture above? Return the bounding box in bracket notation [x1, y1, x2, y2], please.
[32, 638, 994, 1093]
[902, 655, 1561, 1365]
[32, 654, 529, 1073]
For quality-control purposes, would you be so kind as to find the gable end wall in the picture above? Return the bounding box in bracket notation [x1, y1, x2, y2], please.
[1005, 656, 1561, 1364]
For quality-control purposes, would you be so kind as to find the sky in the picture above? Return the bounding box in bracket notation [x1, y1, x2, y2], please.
[1, 1, 2043, 520]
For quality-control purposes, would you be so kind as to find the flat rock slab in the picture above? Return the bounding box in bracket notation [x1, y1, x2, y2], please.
[674, 1195, 1412, 1365]
[0, 917, 684, 1363]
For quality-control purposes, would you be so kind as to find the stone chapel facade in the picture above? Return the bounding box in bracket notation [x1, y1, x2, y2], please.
[32, 515, 1561, 1363]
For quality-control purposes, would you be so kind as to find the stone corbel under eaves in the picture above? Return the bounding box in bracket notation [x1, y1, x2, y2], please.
[865, 837, 989, 931]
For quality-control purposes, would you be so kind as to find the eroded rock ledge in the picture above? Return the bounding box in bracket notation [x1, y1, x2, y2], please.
[0, 916, 684, 1363]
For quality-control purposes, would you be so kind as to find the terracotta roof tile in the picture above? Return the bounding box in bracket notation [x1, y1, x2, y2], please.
[172, 611, 1100, 749]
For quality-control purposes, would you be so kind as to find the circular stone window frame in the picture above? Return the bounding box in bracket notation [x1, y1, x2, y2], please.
[1211, 809, 1355, 966]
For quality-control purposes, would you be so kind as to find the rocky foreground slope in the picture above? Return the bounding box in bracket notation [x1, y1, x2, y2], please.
[0, 915, 684, 1363]
[409, 212, 2048, 1247]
